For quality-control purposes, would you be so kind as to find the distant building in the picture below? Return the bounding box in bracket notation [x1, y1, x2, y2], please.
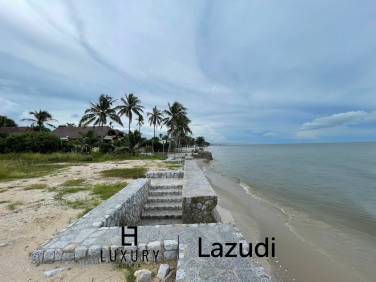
[53, 126, 124, 141]
[0, 127, 34, 135]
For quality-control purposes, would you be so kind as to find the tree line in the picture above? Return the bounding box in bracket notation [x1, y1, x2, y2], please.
[0, 93, 210, 153]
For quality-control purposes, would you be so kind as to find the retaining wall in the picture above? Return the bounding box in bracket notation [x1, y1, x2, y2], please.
[182, 160, 218, 223]
[32, 179, 150, 264]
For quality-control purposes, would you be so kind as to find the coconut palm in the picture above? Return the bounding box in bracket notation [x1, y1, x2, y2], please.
[163, 102, 191, 151]
[136, 115, 144, 133]
[147, 106, 164, 139]
[22, 110, 57, 130]
[116, 93, 144, 134]
[79, 94, 122, 127]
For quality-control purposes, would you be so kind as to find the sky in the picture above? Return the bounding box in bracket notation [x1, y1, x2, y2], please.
[0, 0, 375, 144]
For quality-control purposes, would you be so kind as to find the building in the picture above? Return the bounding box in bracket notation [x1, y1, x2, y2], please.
[0, 127, 34, 135]
[53, 126, 124, 141]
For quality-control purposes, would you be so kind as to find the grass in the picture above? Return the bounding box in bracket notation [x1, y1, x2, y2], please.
[53, 186, 91, 201]
[7, 201, 23, 211]
[0, 160, 67, 182]
[23, 183, 48, 190]
[0, 152, 165, 182]
[92, 182, 128, 200]
[118, 262, 161, 282]
[62, 178, 85, 186]
[52, 181, 127, 217]
[0, 152, 166, 163]
[165, 163, 182, 170]
[100, 167, 147, 179]
[124, 264, 137, 282]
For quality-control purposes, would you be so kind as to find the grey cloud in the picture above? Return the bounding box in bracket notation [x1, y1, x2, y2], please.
[301, 111, 376, 131]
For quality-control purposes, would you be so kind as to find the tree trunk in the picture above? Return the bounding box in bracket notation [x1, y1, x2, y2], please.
[152, 124, 156, 152]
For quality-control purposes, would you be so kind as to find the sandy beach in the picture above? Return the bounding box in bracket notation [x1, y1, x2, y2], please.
[198, 160, 367, 282]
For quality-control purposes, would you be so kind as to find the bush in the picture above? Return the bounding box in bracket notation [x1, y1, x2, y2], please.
[99, 142, 114, 153]
[0, 132, 62, 153]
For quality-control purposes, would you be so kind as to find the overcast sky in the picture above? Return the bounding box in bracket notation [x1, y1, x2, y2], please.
[0, 0, 375, 143]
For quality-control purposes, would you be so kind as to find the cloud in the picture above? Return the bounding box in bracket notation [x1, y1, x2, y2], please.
[0, 1, 376, 143]
[0, 97, 17, 114]
[297, 111, 376, 139]
[301, 111, 376, 130]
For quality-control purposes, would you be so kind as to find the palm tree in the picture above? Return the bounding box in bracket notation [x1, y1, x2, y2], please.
[22, 110, 57, 130]
[136, 115, 144, 132]
[147, 106, 164, 139]
[163, 102, 192, 151]
[116, 93, 144, 134]
[79, 94, 122, 127]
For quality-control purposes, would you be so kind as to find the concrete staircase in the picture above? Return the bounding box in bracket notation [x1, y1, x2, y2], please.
[141, 175, 184, 225]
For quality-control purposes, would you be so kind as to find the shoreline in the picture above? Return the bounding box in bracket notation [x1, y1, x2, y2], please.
[197, 159, 367, 282]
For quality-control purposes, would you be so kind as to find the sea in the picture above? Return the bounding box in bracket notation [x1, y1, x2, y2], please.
[206, 143, 376, 281]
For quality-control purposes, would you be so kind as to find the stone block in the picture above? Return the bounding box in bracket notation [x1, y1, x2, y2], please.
[62, 252, 74, 261]
[74, 246, 87, 261]
[164, 250, 177, 260]
[147, 241, 161, 251]
[54, 248, 63, 261]
[163, 240, 178, 251]
[157, 264, 170, 280]
[43, 249, 55, 263]
[31, 250, 44, 264]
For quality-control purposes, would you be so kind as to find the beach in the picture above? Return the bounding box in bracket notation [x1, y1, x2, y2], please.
[198, 143, 376, 282]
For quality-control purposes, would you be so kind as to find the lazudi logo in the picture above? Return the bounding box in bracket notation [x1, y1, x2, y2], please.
[100, 226, 160, 263]
[198, 237, 276, 258]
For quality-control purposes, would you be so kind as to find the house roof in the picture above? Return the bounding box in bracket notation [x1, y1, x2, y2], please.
[0, 127, 34, 134]
[53, 126, 124, 139]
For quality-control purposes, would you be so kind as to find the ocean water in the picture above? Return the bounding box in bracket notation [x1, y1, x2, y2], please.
[208, 143, 376, 238]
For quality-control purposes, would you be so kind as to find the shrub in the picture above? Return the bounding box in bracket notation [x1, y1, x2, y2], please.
[99, 142, 114, 153]
[0, 132, 61, 153]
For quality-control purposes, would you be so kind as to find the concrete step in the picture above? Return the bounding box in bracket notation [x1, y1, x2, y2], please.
[140, 218, 183, 226]
[141, 210, 182, 219]
[144, 202, 182, 211]
[149, 185, 183, 190]
[147, 195, 182, 203]
[146, 171, 184, 179]
[148, 188, 182, 196]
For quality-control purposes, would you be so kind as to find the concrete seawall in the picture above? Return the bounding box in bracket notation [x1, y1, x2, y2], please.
[182, 160, 217, 223]
[31, 159, 270, 281]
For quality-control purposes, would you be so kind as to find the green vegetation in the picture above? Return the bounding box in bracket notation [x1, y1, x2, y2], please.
[0, 132, 64, 153]
[100, 167, 146, 179]
[62, 178, 85, 186]
[0, 159, 67, 182]
[51, 181, 127, 217]
[0, 153, 164, 182]
[116, 93, 144, 135]
[0, 115, 17, 127]
[79, 94, 123, 127]
[124, 264, 137, 282]
[0, 152, 165, 163]
[54, 186, 91, 201]
[165, 163, 182, 170]
[7, 201, 23, 211]
[92, 182, 128, 200]
[24, 183, 48, 190]
[22, 110, 56, 131]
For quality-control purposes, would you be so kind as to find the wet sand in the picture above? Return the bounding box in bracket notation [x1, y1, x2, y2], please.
[198, 161, 366, 282]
